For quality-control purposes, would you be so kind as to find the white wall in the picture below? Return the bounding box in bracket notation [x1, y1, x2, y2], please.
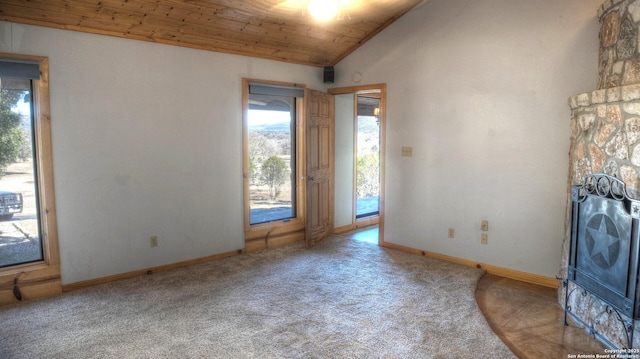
[0, 22, 325, 284]
[334, 0, 602, 278]
[0, 0, 603, 283]
[334, 94, 355, 228]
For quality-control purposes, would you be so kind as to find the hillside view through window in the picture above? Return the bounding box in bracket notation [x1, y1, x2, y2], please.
[247, 93, 296, 225]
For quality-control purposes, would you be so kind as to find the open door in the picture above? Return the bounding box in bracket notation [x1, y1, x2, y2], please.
[329, 84, 386, 245]
[305, 89, 335, 248]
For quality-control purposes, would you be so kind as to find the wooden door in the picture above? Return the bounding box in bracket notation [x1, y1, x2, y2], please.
[305, 89, 335, 248]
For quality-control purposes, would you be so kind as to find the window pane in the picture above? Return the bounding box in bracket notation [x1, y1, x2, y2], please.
[356, 96, 381, 218]
[0, 78, 43, 267]
[248, 94, 296, 225]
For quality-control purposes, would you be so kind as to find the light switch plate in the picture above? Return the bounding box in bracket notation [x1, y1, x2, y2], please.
[401, 146, 413, 157]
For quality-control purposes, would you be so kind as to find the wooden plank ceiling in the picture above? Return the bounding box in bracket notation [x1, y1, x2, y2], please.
[0, 0, 425, 67]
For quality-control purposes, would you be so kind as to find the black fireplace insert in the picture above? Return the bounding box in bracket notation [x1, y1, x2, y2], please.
[565, 173, 640, 349]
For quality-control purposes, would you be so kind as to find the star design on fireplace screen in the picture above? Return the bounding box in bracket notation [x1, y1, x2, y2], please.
[585, 214, 621, 270]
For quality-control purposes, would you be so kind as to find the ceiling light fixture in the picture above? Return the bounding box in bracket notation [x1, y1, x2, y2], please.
[308, 0, 341, 22]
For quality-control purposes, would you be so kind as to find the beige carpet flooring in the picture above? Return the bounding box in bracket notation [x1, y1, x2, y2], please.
[0, 235, 515, 358]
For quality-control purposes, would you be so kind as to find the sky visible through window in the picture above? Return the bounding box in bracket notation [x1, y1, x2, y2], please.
[11, 96, 29, 115]
[248, 109, 290, 127]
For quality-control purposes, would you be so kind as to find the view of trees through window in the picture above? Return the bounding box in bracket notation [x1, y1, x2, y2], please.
[0, 78, 43, 267]
[248, 93, 296, 225]
[356, 96, 381, 218]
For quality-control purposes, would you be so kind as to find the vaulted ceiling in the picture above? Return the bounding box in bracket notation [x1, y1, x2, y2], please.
[0, 0, 425, 67]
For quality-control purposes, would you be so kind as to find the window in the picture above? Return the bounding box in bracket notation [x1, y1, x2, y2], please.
[0, 54, 60, 303]
[242, 80, 306, 246]
[247, 93, 297, 224]
[0, 76, 43, 267]
[245, 82, 303, 225]
[355, 95, 381, 219]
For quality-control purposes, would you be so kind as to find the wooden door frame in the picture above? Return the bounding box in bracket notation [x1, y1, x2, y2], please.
[0, 53, 61, 304]
[241, 78, 307, 252]
[328, 84, 386, 246]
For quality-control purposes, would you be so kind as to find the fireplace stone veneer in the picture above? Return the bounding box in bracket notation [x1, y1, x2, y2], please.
[567, 85, 640, 349]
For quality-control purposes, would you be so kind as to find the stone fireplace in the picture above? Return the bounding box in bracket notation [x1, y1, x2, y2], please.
[565, 0, 640, 348]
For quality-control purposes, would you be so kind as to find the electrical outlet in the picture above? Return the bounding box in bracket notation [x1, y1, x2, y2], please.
[150, 235, 158, 248]
[481, 233, 488, 245]
[448, 228, 454, 239]
[401, 146, 413, 157]
[481, 220, 489, 232]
